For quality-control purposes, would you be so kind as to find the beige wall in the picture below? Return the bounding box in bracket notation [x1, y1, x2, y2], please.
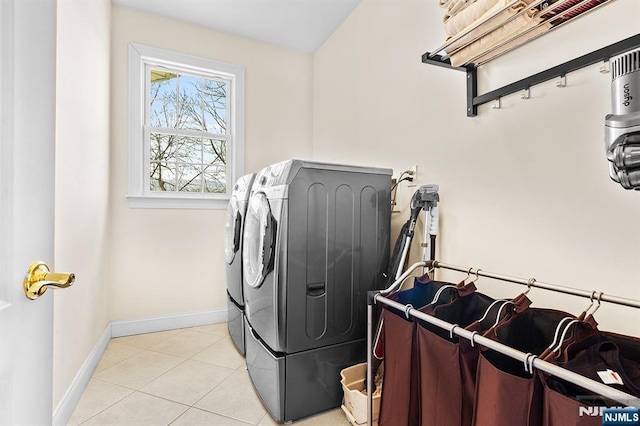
[314, 0, 640, 335]
[51, 0, 639, 409]
[109, 6, 313, 320]
[54, 0, 112, 408]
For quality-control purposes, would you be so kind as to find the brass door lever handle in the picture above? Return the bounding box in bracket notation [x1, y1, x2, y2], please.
[23, 261, 75, 300]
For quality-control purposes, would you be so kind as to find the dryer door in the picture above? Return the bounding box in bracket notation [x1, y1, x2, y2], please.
[243, 192, 276, 289]
[224, 195, 241, 264]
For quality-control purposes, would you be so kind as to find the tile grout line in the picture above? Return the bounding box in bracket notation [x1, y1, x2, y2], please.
[76, 326, 241, 425]
[77, 385, 192, 425]
[188, 369, 268, 425]
[147, 330, 249, 426]
[181, 355, 261, 424]
[137, 330, 227, 360]
[91, 343, 144, 376]
[76, 387, 136, 426]
[93, 348, 189, 387]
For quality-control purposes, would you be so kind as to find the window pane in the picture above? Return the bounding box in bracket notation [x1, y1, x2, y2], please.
[150, 99, 177, 128]
[203, 138, 226, 164]
[203, 80, 227, 108]
[175, 137, 202, 164]
[178, 74, 202, 105]
[203, 163, 226, 193]
[176, 103, 203, 131]
[150, 70, 177, 101]
[204, 108, 226, 133]
[177, 163, 203, 192]
[150, 133, 179, 162]
[150, 162, 177, 192]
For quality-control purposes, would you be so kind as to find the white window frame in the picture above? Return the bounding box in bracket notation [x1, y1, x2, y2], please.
[127, 43, 244, 209]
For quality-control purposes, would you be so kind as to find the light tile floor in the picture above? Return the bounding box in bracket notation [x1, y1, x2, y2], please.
[70, 323, 351, 425]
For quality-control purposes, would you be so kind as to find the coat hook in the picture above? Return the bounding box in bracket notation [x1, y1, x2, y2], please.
[520, 87, 530, 100]
[556, 75, 566, 88]
[492, 98, 501, 109]
[599, 60, 610, 74]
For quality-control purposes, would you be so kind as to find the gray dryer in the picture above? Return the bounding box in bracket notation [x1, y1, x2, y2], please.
[224, 172, 255, 355]
[241, 159, 391, 422]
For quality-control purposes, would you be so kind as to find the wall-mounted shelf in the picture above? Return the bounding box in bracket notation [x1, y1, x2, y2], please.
[422, 0, 639, 116]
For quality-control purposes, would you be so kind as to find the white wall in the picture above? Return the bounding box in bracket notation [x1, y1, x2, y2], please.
[314, 0, 640, 335]
[109, 5, 313, 320]
[54, 0, 112, 408]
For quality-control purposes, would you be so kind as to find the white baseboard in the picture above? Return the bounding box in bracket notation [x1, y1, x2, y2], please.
[52, 323, 111, 426]
[52, 307, 229, 426]
[111, 307, 229, 338]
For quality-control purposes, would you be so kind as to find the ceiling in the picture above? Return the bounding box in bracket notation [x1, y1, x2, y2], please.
[112, 0, 361, 53]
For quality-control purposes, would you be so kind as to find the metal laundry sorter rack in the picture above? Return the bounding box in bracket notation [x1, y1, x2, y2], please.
[365, 259, 640, 426]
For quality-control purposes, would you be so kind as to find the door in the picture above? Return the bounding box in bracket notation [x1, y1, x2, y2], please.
[242, 192, 279, 348]
[242, 192, 276, 290]
[224, 195, 241, 265]
[0, 0, 58, 424]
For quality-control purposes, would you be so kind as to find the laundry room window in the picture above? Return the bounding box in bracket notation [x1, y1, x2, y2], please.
[127, 43, 245, 209]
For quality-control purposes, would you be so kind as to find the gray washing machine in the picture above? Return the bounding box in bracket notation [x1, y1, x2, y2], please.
[242, 160, 391, 422]
[224, 172, 255, 355]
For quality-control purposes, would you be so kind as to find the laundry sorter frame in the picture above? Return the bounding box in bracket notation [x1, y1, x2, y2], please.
[365, 259, 640, 426]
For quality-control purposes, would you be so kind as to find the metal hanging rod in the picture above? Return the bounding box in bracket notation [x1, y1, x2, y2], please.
[365, 294, 640, 426]
[381, 260, 640, 309]
[472, 33, 640, 108]
[425, 259, 640, 309]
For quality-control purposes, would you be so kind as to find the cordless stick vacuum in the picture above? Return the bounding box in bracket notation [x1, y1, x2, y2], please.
[389, 185, 440, 282]
[373, 185, 440, 361]
[418, 185, 440, 269]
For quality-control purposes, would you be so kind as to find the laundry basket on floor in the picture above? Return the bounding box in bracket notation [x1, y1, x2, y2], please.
[340, 363, 380, 426]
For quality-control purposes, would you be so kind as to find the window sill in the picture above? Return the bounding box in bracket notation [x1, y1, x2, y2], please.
[127, 194, 230, 209]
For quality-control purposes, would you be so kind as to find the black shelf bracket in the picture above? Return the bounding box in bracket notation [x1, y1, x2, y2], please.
[422, 33, 640, 118]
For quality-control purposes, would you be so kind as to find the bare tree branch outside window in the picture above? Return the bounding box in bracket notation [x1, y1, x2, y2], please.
[148, 69, 229, 194]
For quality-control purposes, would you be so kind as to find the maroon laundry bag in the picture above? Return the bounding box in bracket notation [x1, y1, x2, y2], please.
[452, 295, 532, 426]
[473, 353, 542, 425]
[472, 306, 575, 426]
[378, 275, 465, 426]
[537, 315, 601, 426]
[542, 329, 640, 426]
[374, 273, 449, 360]
[417, 327, 462, 426]
[379, 308, 421, 426]
[416, 289, 495, 426]
[543, 383, 602, 426]
[467, 293, 534, 426]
